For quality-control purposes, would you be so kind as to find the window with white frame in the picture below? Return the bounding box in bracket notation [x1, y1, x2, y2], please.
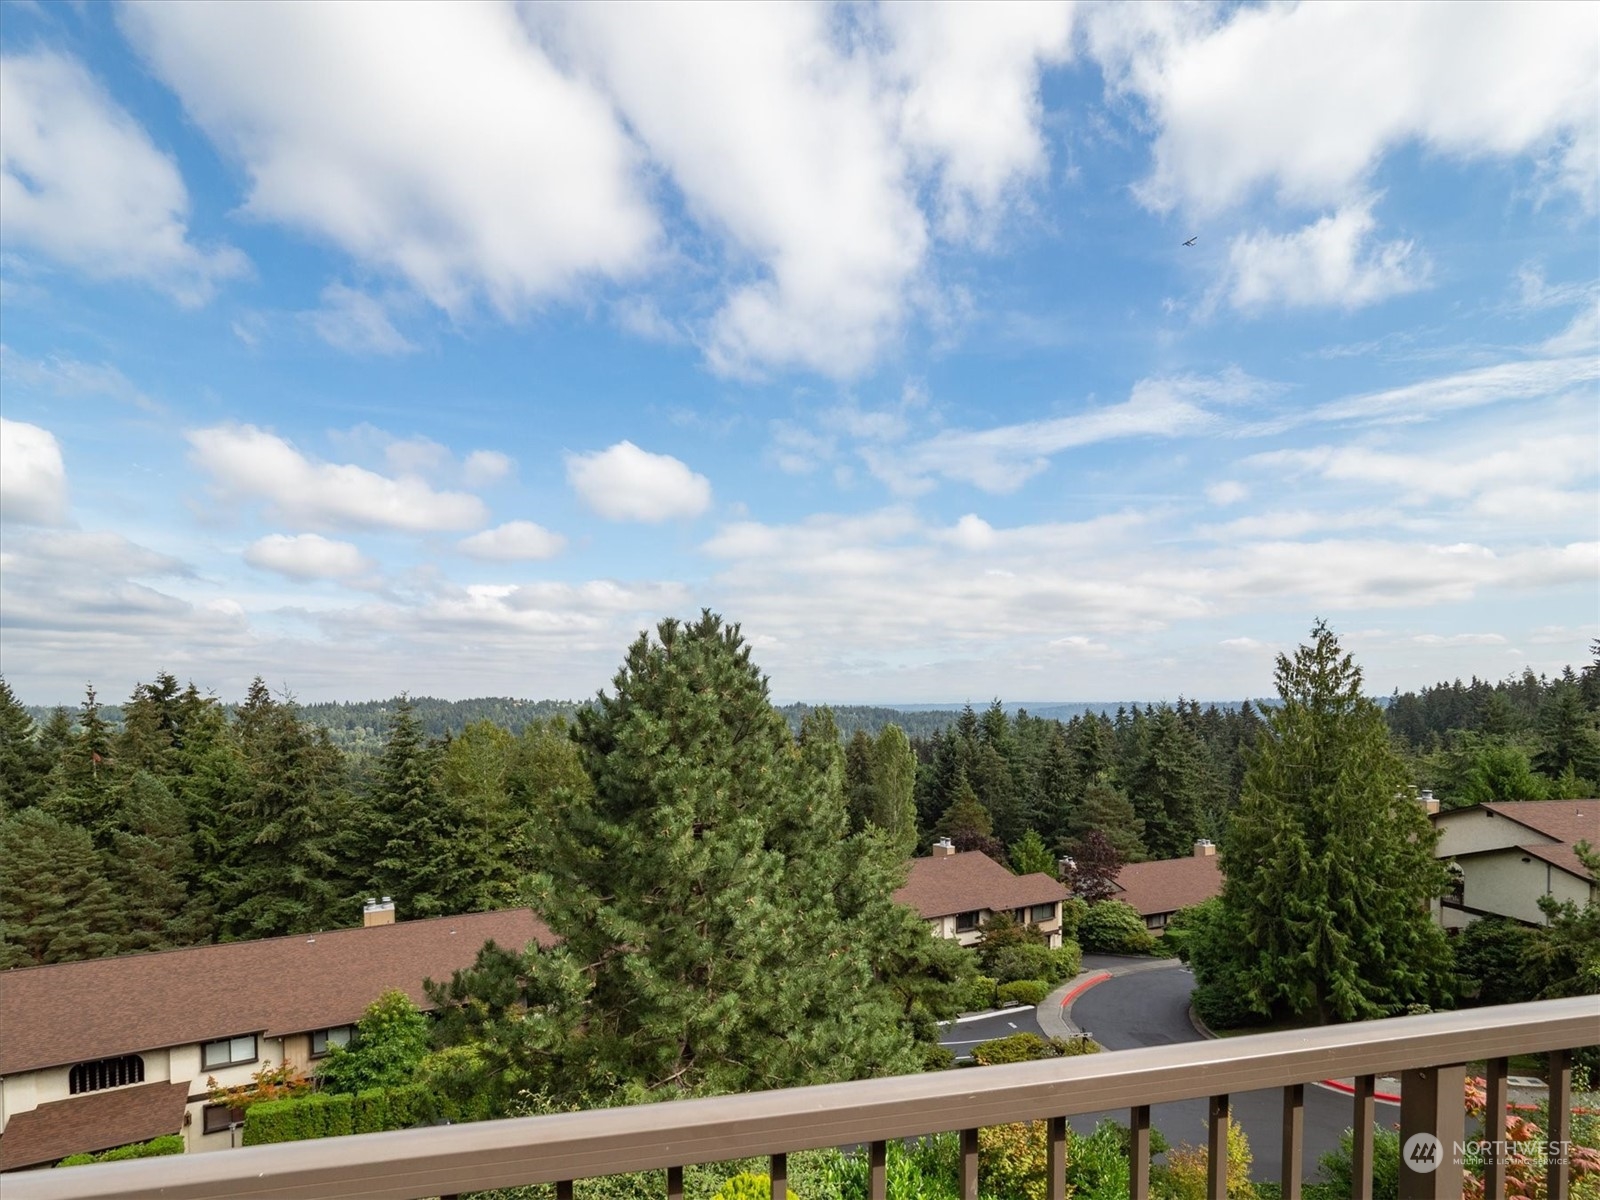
[201, 1034, 258, 1070]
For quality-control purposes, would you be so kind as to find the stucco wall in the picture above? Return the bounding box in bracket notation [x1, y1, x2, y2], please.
[1435, 807, 1556, 858]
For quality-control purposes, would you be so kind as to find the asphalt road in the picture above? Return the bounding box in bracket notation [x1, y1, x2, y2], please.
[939, 1005, 1046, 1058]
[1070, 965, 1393, 1184]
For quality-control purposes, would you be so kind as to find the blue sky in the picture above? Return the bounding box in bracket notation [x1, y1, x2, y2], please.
[1, 1, 1596, 706]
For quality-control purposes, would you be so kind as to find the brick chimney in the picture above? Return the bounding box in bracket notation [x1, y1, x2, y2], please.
[933, 837, 956, 857]
[1193, 839, 1216, 858]
[362, 896, 396, 927]
[1417, 789, 1440, 815]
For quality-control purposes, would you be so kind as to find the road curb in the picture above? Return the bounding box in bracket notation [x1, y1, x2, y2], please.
[1038, 970, 1111, 1039]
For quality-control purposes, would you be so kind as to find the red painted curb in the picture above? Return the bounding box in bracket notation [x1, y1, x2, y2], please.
[1319, 1078, 1402, 1104]
[1059, 971, 1112, 1008]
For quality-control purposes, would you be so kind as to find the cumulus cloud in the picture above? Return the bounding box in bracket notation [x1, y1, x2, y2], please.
[1093, 2, 1599, 214]
[120, 1, 656, 317]
[188, 424, 489, 532]
[0, 49, 246, 303]
[244, 533, 373, 581]
[864, 371, 1264, 494]
[307, 283, 414, 355]
[123, 1, 1072, 379]
[1220, 200, 1429, 313]
[462, 451, 514, 488]
[1206, 480, 1249, 506]
[566, 441, 712, 522]
[457, 520, 566, 561]
[0, 418, 69, 525]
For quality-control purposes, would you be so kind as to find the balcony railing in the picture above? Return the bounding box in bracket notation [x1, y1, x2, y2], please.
[6, 996, 1594, 1200]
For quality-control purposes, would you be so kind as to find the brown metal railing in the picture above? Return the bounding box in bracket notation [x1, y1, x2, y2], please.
[5, 996, 1594, 1200]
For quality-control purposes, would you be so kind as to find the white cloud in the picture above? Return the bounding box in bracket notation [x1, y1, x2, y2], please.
[463, 450, 513, 487]
[244, 533, 373, 581]
[1220, 200, 1429, 313]
[0, 345, 158, 412]
[0, 418, 68, 525]
[307, 283, 414, 355]
[1313, 357, 1600, 425]
[120, 1, 656, 316]
[0, 50, 246, 303]
[864, 371, 1262, 494]
[1206, 480, 1249, 506]
[1538, 300, 1600, 357]
[566, 441, 712, 522]
[457, 520, 566, 562]
[881, 1, 1075, 239]
[1094, 2, 1599, 214]
[188, 424, 489, 532]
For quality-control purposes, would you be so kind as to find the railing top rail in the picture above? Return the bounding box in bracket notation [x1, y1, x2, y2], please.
[7, 997, 1595, 1200]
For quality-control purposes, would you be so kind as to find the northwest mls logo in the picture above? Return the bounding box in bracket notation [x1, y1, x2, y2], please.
[1404, 1133, 1442, 1173]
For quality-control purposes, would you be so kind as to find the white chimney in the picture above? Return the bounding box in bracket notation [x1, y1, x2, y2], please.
[1193, 839, 1216, 858]
[363, 896, 396, 927]
[933, 837, 956, 858]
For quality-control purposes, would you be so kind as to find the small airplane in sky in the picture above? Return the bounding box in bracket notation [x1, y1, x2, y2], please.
[1183, 236, 1198, 247]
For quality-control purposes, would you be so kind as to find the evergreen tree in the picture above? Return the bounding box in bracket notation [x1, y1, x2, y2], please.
[867, 725, 919, 859]
[1008, 829, 1056, 877]
[108, 771, 211, 952]
[935, 773, 1004, 858]
[1208, 622, 1453, 1024]
[1127, 706, 1209, 859]
[1533, 682, 1600, 789]
[843, 729, 877, 834]
[1457, 743, 1550, 805]
[0, 677, 49, 814]
[369, 697, 473, 919]
[1066, 775, 1146, 862]
[43, 685, 118, 843]
[0, 808, 124, 967]
[530, 612, 932, 1096]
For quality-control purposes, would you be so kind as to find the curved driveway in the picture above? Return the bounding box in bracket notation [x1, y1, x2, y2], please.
[1068, 961, 1392, 1184]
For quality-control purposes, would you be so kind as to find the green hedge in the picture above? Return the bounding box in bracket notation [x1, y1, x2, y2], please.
[970, 1032, 1100, 1065]
[56, 1134, 185, 1167]
[996, 979, 1050, 1006]
[244, 1085, 431, 1145]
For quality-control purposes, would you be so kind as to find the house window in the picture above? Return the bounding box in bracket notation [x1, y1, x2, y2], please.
[310, 1026, 354, 1058]
[202, 1104, 246, 1135]
[201, 1034, 259, 1070]
[69, 1055, 145, 1095]
[1029, 903, 1058, 924]
[954, 910, 982, 932]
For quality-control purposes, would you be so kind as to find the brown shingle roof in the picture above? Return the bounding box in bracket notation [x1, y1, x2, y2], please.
[0, 909, 555, 1077]
[893, 851, 1067, 920]
[1112, 855, 1223, 918]
[0, 1081, 188, 1171]
[1480, 800, 1600, 882]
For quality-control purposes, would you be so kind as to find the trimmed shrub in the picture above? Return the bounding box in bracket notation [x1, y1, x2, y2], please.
[243, 1091, 353, 1146]
[1054, 939, 1083, 981]
[970, 1032, 1099, 1065]
[996, 979, 1050, 1006]
[1058, 897, 1089, 942]
[955, 973, 998, 1012]
[988, 942, 1078, 986]
[979, 1120, 1049, 1200]
[1078, 900, 1157, 955]
[56, 1135, 184, 1167]
[711, 1172, 797, 1200]
[1154, 1117, 1258, 1200]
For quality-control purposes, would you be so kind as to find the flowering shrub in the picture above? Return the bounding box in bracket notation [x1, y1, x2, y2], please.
[1462, 1075, 1600, 1200]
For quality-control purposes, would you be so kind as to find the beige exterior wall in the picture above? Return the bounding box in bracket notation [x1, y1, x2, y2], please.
[1434, 808, 1557, 859]
[927, 903, 1064, 950]
[1456, 849, 1594, 927]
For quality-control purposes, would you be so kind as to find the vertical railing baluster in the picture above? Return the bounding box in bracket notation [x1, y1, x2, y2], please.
[1485, 1057, 1508, 1200]
[770, 1152, 787, 1200]
[961, 1127, 980, 1200]
[557, 1183, 575, 1200]
[1352, 1075, 1375, 1200]
[1281, 1083, 1304, 1200]
[667, 1164, 684, 1200]
[1129, 1105, 1151, 1200]
[1399, 1063, 1466, 1200]
[1549, 1049, 1572, 1200]
[1207, 1094, 1229, 1200]
[869, 1139, 887, 1200]
[1046, 1117, 1066, 1200]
